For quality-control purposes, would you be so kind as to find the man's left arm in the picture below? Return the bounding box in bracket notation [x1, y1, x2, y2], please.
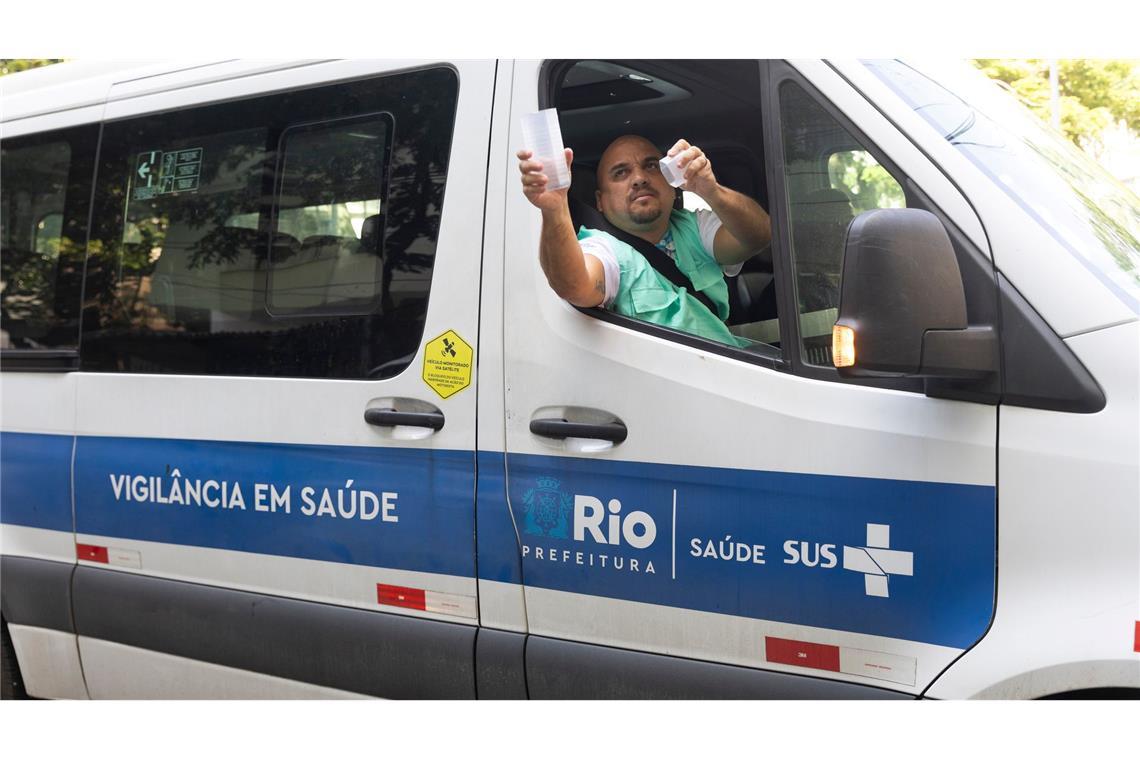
[669, 139, 772, 266]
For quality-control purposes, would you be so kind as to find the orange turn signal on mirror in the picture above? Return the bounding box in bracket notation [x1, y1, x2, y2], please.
[832, 325, 856, 368]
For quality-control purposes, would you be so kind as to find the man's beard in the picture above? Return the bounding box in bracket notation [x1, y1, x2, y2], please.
[629, 203, 663, 225]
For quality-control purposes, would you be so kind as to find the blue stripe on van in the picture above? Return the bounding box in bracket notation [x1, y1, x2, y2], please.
[8, 432, 993, 649]
[0, 432, 74, 532]
[476, 450, 523, 584]
[501, 452, 996, 650]
[72, 436, 476, 578]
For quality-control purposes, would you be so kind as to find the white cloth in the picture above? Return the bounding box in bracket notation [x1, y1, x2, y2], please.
[578, 208, 742, 308]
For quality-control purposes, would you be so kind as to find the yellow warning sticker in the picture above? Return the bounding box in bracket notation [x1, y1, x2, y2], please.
[422, 330, 473, 399]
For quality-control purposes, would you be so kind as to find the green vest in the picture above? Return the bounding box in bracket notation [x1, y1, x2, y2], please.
[578, 209, 746, 347]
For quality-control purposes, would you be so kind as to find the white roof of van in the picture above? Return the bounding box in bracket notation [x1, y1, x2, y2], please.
[2, 61, 162, 95]
[1, 60, 240, 124]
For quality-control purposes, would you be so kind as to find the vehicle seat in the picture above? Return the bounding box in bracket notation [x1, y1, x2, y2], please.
[327, 215, 385, 307]
[788, 187, 854, 311]
[151, 225, 268, 325]
[356, 214, 383, 255]
[789, 188, 854, 271]
[268, 234, 348, 311]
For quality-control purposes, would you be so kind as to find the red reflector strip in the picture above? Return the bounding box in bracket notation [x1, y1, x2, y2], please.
[77, 544, 108, 563]
[765, 636, 841, 673]
[377, 584, 426, 611]
[1134, 622, 1139, 653]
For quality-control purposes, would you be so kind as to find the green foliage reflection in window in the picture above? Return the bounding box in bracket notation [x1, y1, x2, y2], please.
[827, 151, 906, 214]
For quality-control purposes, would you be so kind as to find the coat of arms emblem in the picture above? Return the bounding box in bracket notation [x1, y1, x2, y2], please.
[522, 476, 573, 538]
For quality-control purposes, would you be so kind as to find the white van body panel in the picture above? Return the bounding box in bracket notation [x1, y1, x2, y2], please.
[0, 61, 132, 125]
[102, 59, 430, 121]
[928, 320, 1140, 698]
[0, 103, 106, 137]
[104, 60, 328, 103]
[0, 366, 76, 435]
[79, 637, 368, 699]
[1, 525, 74, 564]
[73, 372, 474, 449]
[7, 625, 88, 699]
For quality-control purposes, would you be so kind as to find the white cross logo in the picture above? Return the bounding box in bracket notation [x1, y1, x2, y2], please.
[842, 523, 914, 598]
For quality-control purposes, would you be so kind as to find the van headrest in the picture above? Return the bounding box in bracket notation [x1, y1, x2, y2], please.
[792, 188, 854, 221]
[359, 214, 383, 254]
[789, 188, 856, 272]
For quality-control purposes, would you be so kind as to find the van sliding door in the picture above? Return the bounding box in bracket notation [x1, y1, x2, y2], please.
[70, 60, 495, 698]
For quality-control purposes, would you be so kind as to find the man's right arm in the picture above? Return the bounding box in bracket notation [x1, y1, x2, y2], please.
[518, 148, 606, 308]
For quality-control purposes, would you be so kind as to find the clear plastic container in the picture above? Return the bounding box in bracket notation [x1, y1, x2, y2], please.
[521, 109, 571, 191]
[658, 153, 686, 188]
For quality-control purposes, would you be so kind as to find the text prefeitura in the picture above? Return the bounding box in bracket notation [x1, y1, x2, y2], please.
[108, 469, 399, 522]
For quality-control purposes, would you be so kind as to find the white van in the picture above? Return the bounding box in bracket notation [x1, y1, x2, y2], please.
[1, 59, 1136, 700]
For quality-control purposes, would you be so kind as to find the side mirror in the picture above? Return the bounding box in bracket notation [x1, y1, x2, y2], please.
[833, 208, 997, 379]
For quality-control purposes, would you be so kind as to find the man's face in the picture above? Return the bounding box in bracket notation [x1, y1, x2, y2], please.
[595, 137, 673, 233]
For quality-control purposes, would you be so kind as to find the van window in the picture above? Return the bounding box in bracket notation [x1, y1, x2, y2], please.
[0, 127, 96, 351]
[80, 67, 458, 379]
[268, 114, 392, 316]
[865, 59, 1140, 312]
[553, 59, 778, 359]
[827, 150, 906, 214]
[779, 81, 906, 367]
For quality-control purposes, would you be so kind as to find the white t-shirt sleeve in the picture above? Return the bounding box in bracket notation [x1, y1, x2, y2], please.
[578, 236, 621, 308]
[694, 208, 743, 278]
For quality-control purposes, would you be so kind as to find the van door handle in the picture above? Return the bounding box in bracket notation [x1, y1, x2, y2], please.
[364, 408, 445, 431]
[529, 418, 627, 443]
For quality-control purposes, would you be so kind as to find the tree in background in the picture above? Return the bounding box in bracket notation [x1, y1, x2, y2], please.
[1, 59, 64, 76]
[973, 59, 1140, 159]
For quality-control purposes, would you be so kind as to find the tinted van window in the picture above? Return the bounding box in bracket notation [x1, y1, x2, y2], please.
[268, 114, 392, 316]
[81, 67, 458, 379]
[1, 126, 96, 350]
[779, 81, 906, 367]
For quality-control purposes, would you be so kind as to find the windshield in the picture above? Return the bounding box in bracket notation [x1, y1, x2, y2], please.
[863, 59, 1140, 314]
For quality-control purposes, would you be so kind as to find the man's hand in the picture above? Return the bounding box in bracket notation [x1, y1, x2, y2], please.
[517, 146, 605, 308]
[518, 148, 574, 212]
[666, 139, 717, 199]
[667, 139, 772, 266]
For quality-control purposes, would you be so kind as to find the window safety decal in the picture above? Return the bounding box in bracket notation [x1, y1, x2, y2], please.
[132, 147, 202, 201]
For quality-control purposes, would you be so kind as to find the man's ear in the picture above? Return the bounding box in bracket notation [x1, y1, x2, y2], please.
[595, 189, 603, 212]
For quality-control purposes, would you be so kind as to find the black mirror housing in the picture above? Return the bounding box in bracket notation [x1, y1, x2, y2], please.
[835, 208, 996, 379]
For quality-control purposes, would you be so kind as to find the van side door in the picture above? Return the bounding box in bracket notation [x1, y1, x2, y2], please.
[70, 60, 495, 698]
[500, 59, 999, 698]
